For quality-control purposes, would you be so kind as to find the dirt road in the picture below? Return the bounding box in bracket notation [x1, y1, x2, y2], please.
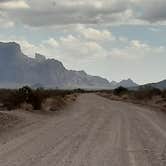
[0, 94, 166, 166]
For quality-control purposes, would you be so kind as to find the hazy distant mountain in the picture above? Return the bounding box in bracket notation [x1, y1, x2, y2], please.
[142, 80, 166, 90]
[117, 79, 138, 88]
[0, 42, 111, 89]
[110, 81, 118, 87]
[110, 79, 138, 89]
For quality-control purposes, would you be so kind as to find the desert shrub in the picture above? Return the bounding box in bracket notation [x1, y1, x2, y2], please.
[30, 88, 47, 110]
[149, 87, 161, 96]
[162, 90, 166, 98]
[0, 87, 78, 110]
[132, 87, 161, 101]
[2, 86, 44, 110]
[74, 89, 86, 93]
[2, 90, 17, 110]
[113, 86, 128, 96]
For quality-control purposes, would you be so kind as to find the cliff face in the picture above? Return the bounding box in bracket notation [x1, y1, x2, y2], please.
[0, 42, 111, 89]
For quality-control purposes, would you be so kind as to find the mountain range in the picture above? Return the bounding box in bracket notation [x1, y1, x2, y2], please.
[141, 80, 166, 90]
[110, 79, 138, 89]
[0, 42, 112, 89]
[0, 41, 164, 89]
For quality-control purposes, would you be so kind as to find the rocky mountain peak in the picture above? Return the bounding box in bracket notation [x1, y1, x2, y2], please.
[35, 53, 46, 62]
[0, 42, 21, 55]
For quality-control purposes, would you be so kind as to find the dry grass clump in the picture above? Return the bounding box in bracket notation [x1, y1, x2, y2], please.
[42, 97, 66, 112]
[65, 94, 78, 102]
[121, 94, 129, 100]
[42, 94, 78, 112]
[20, 103, 33, 112]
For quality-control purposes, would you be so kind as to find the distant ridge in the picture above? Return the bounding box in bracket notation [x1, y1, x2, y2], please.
[110, 79, 138, 89]
[0, 42, 140, 89]
[0, 42, 111, 89]
[141, 79, 166, 90]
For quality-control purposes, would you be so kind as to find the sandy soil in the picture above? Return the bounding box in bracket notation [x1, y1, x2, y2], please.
[0, 112, 20, 133]
[0, 94, 166, 166]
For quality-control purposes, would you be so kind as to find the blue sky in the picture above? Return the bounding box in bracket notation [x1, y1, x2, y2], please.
[0, 0, 166, 84]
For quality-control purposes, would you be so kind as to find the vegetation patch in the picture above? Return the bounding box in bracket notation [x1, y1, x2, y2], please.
[98, 86, 166, 112]
[0, 86, 79, 111]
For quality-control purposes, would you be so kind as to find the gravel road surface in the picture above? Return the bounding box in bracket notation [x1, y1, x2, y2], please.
[0, 94, 166, 166]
